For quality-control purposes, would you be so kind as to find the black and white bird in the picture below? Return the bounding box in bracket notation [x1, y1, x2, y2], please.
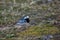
[15, 16, 30, 28]
[16, 16, 30, 24]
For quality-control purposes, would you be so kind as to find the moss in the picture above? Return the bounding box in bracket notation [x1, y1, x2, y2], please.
[18, 25, 59, 37]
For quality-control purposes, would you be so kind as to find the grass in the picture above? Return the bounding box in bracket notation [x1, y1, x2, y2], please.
[0, 13, 20, 26]
[0, 0, 60, 40]
[18, 25, 60, 37]
[0, 24, 59, 40]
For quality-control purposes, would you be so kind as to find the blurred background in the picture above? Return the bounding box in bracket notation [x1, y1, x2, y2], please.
[0, 0, 60, 40]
